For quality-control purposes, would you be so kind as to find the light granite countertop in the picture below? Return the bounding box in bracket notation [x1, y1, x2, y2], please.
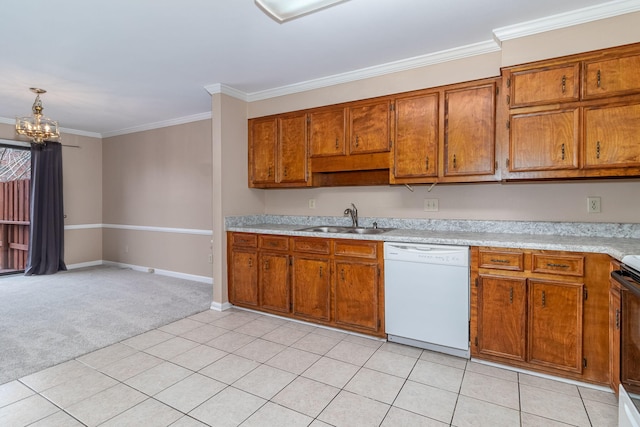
[226, 215, 640, 262]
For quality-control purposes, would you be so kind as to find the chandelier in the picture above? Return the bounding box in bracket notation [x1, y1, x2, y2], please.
[15, 88, 60, 144]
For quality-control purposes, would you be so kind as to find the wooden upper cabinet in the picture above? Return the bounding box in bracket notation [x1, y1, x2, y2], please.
[249, 113, 308, 188]
[444, 82, 496, 177]
[509, 108, 580, 172]
[249, 117, 277, 185]
[393, 92, 439, 179]
[509, 63, 580, 107]
[583, 102, 640, 169]
[349, 100, 392, 154]
[309, 108, 346, 157]
[584, 51, 640, 99]
[277, 113, 308, 184]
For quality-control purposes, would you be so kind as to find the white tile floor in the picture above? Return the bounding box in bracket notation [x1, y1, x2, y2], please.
[0, 308, 618, 426]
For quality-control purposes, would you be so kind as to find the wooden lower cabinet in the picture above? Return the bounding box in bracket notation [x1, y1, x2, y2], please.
[471, 247, 611, 386]
[228, 232, 385, 337]
[229, 248, 258, 307]
[477, 275, 527, 361]
[259, 252, 290, 313]
[292, 256, 331, 322]
[334, 260, 380, 332]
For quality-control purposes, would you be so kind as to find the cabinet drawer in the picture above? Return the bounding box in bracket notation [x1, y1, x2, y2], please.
[334, 240, 378, 259]
[532, 254, 584, 277]
[509, 63, 580, 107]
[259, 235, 289, 251]
[292, 237, 331, 255]
[479, 250, 524, 271]
[231, 233, 257, 247]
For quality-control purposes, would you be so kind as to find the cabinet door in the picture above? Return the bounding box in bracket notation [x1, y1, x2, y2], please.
[229, 249, 258, 307]
[349, 100, 391, 154]
[509, 108, 580, 172]
[584, 103, 640, 169]
[278, 113, 308, 184]
[509, 63, 580, 107]
[291, 256, 331, 322]
[444, 83, 496, 177]
[334, 260, 379, 332]
[309, 108, 346, 157]
[528, 280, 583, 373]
[259, 252, 290, 314]
[394, 92, 439, 178]
[477, 275, 527, 361]
[249, 117, 277, 185]
[584, 53, 640, 98]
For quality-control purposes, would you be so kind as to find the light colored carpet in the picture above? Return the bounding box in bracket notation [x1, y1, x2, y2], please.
[0, 265, 212, 385]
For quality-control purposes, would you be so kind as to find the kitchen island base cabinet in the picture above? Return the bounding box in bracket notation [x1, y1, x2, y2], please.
[228, 232, 385, 338]
[471, 247, 610, 386]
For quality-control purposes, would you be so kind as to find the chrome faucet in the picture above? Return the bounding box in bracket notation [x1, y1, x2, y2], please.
[344, 203, 358, 228]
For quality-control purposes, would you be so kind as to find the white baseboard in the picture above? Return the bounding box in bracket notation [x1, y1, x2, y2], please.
[79, 260, 213, 284]
[210, 301, 233, 311]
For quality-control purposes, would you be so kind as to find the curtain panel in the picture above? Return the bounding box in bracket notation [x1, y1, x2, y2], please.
[25, 141, 66, 275]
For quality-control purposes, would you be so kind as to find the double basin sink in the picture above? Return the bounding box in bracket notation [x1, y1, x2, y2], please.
[296, 225, 394, 235]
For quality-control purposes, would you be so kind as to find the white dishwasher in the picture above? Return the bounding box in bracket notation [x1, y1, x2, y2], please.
[384, 242, 470, 358]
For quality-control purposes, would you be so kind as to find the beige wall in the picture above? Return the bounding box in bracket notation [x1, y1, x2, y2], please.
[236, 12, 640, 229]
[102, 120, 213, 278]
[0, 123, 103, 267]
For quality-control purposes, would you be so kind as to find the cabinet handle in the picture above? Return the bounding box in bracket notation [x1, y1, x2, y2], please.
[541, 290, 546, 307]
[616, 308, 620, 330]
[596, 141, 601, 159]
[546, 263, 569, 268]
[452, 154, 457, 169]
[248, 258, 253, 268]
[561, 75, 566, 93]
[509, 287, 513, 304]
[319, 266, 323, 278]
[597, 69, 601, 88]
[425, 156, 429, 171]
[335, 137, 339, 149]
[268, 166, 272, 178]
[355, 135, 359, 147]
[340, 269, 345, 281]
[561, 143, 565, 161]
[264, 260, 269, 270]
[283, 167, 288, 177]
[491, 259, 510, 264]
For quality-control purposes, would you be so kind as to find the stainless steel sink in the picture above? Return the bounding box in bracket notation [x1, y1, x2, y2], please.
[296, 225, 393, 234]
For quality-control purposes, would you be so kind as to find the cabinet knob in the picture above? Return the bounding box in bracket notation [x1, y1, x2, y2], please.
[596, 141, 601, 160]
[616, 308, 620, 330]
[248, 258, 253, 267]
[340, 269, 345, 281]
[561, 144, 565, 161]
[452, 154, 457, 169]
[264, 260, 269, 270]
[597, 69, 601, 88]
[425, 156, 429, 171]
[319, 266, 323, 278]
[268, 166, 272, 178]
[509, 287, 513, 304]
[561, 75, 566, 93]
[283, 167, 288, 177]
[335, 137, 339, 149]
[541, 290, 546, 307]
[355, 135, 359, 147]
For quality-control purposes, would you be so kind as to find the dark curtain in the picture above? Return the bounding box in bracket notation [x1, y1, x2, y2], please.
[25, 141, 67, 275]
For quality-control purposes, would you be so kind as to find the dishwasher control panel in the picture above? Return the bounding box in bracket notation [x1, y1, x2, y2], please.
[384, 243, 469, 267]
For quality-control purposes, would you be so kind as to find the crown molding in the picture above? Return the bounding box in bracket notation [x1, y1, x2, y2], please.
[205, 83, 249, 101]
[244, 40, 500, 102]
[102, 112, 212, 138]
[493, 0, 640, 42]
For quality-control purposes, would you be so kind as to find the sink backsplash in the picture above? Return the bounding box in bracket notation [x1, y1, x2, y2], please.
[225, 215, 640, 239]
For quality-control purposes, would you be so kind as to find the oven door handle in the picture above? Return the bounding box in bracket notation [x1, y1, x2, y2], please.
[612, 270, 640, 298]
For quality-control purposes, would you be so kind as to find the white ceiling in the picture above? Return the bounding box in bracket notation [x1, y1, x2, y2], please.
[0, 0, 637, 138]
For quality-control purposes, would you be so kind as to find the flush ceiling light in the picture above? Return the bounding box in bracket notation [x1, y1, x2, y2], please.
[15, 88, 60, 144]
[255, 0, 349, 22]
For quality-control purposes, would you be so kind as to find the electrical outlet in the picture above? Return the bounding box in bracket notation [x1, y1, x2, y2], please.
[587, 196, 601, 213]
[424, 198, 439, 212]
[308, 199, 316, 209]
